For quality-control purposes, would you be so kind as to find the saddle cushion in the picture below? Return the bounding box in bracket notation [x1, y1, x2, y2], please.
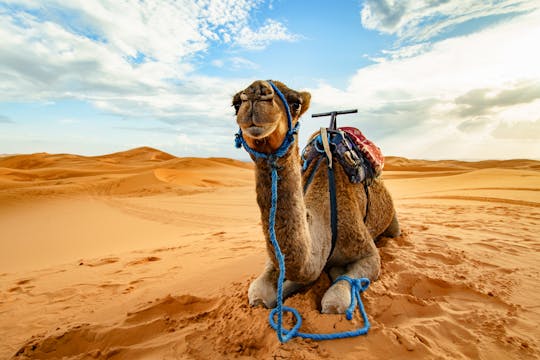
[339, 127, 384, 176]
[301, 127, 384, 185]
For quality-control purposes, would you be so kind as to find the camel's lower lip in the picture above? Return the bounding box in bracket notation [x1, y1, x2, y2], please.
[244, 126, 269, 139]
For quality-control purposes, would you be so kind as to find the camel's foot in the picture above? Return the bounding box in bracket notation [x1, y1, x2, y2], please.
[248, 278, 306, 309]
[248, 277, 276, 308]
[381, 213, 400, 238]
[321, 280, 351, 314]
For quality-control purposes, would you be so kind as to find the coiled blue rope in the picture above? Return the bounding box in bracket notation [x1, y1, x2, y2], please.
[235, 80, 371, 343]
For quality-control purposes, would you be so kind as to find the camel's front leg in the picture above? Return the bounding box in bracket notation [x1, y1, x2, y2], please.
[248, 259, 305, 308]
[321, 243, 380, 314]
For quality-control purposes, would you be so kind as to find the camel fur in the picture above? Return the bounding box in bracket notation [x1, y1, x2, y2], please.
[233, 80, 400, 314]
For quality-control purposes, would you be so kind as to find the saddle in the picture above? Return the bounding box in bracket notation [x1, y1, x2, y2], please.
[302, 127, 383, 185]
[301, 110, 384, 261]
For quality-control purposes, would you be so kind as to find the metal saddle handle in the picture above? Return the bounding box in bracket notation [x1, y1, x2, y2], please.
[312, 109, 358, 130]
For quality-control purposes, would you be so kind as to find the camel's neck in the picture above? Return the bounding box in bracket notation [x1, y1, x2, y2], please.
[254, 143, 323, 283]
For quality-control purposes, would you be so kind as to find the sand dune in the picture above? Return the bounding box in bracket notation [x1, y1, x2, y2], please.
[384, 156, 540, 171]
[0, 148, 539, 359]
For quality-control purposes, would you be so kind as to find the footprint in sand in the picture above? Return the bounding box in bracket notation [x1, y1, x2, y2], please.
[410, 224, 429, 231]
[416, 250, 462, 265]
[126, 256, 161, 266]
[391, 231, 413, 247]
[120, 279, 146, 294]
[79, 257, 119, 267]
[151, 245, 187, 254]
[209, 231, 227, 242]
[16, 279, 32, 285]
[122, 286, 135, 294]
[8, 278, 35, 293]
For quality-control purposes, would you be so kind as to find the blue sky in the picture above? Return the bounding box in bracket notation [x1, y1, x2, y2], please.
[0, 0, 539, 160]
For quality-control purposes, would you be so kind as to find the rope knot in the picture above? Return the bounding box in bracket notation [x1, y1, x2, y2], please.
[334, 276, 371, 321]
[234, 132, 243, 149]
[268, 156, 283, 172]
[351, 278, 370, 292]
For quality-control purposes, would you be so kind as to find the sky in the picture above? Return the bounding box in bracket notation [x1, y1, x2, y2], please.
[0, 0, 539, 160]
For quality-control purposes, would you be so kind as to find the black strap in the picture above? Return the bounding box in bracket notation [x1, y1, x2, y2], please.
[303, 155, 324, 194]
[327, 163, 338, 261]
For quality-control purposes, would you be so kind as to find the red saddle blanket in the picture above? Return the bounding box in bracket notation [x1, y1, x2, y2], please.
[339, 127, 384, 176]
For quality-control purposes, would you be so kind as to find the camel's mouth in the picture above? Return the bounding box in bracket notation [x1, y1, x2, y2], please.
[243, 124, 275, 139]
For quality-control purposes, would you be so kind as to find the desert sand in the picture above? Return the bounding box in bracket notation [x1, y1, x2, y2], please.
[0, 147, 539, 359]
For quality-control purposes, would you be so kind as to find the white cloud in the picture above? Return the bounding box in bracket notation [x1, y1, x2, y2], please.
[308, 9, 540, 159]
[211, 56, 258, 70]
[379, 43, 432, 62]
[176, 131, 233, 156]
[229, 56, 259, 69]
[457, 116, 490, 131]
[235, 19, 300, 50]
[0, 0, 297, 122]
[177, 133, 197, 145]
[361, 0, 539, 43]
[211, 59, 225, 68]
[492, 118, 540, 139]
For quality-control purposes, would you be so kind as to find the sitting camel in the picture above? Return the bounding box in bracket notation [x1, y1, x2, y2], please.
[233, 80, 400, 314]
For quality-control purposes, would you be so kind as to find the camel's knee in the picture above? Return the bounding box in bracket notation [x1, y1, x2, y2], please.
[346, 251, 381, 282]
[327, 265, 346, 282]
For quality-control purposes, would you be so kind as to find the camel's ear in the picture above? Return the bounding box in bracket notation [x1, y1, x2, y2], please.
[298, 91, 311, 118]
[287, 90, 311, 119]
[232, 91, 242, 115]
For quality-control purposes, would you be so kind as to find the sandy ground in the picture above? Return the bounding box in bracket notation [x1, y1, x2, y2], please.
[0, 147, 539, 359]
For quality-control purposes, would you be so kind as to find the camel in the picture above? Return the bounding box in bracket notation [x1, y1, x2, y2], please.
[232, 80, 400, 314]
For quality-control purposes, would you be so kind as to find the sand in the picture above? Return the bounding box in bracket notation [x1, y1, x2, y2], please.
[0, 147, 539, 359]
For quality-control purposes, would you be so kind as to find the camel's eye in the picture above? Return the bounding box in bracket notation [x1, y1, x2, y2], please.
[291, 102, 302, 113]
[287, 94, 303, 114]
[233, 102, 241, 114]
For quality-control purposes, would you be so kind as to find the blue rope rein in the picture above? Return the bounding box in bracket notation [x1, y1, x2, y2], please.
[235, 80, 371, 343]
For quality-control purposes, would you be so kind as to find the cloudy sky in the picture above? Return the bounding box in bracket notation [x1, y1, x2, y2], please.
[1, 0, 539, 160]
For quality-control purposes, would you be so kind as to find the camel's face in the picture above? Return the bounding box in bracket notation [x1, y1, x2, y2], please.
[233, 80, 311, 153]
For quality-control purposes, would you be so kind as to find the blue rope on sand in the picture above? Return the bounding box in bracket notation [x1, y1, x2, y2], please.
[235, 80, 371, 343]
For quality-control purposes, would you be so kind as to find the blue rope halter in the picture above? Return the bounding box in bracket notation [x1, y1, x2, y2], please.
[234, 81, 299, 161]
[234, 80, 371, 343]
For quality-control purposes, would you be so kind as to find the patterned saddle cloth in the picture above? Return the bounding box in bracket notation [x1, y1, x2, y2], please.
[302, 127, 384, 184]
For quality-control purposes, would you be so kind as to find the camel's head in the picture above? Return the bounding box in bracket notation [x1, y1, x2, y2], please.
[233, 80, 311, 153]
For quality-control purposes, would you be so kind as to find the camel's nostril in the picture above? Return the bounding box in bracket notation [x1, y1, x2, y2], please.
[260, 82, 273, 94]
[246, 81, 274, 101]
[259, 82, 274, 100]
